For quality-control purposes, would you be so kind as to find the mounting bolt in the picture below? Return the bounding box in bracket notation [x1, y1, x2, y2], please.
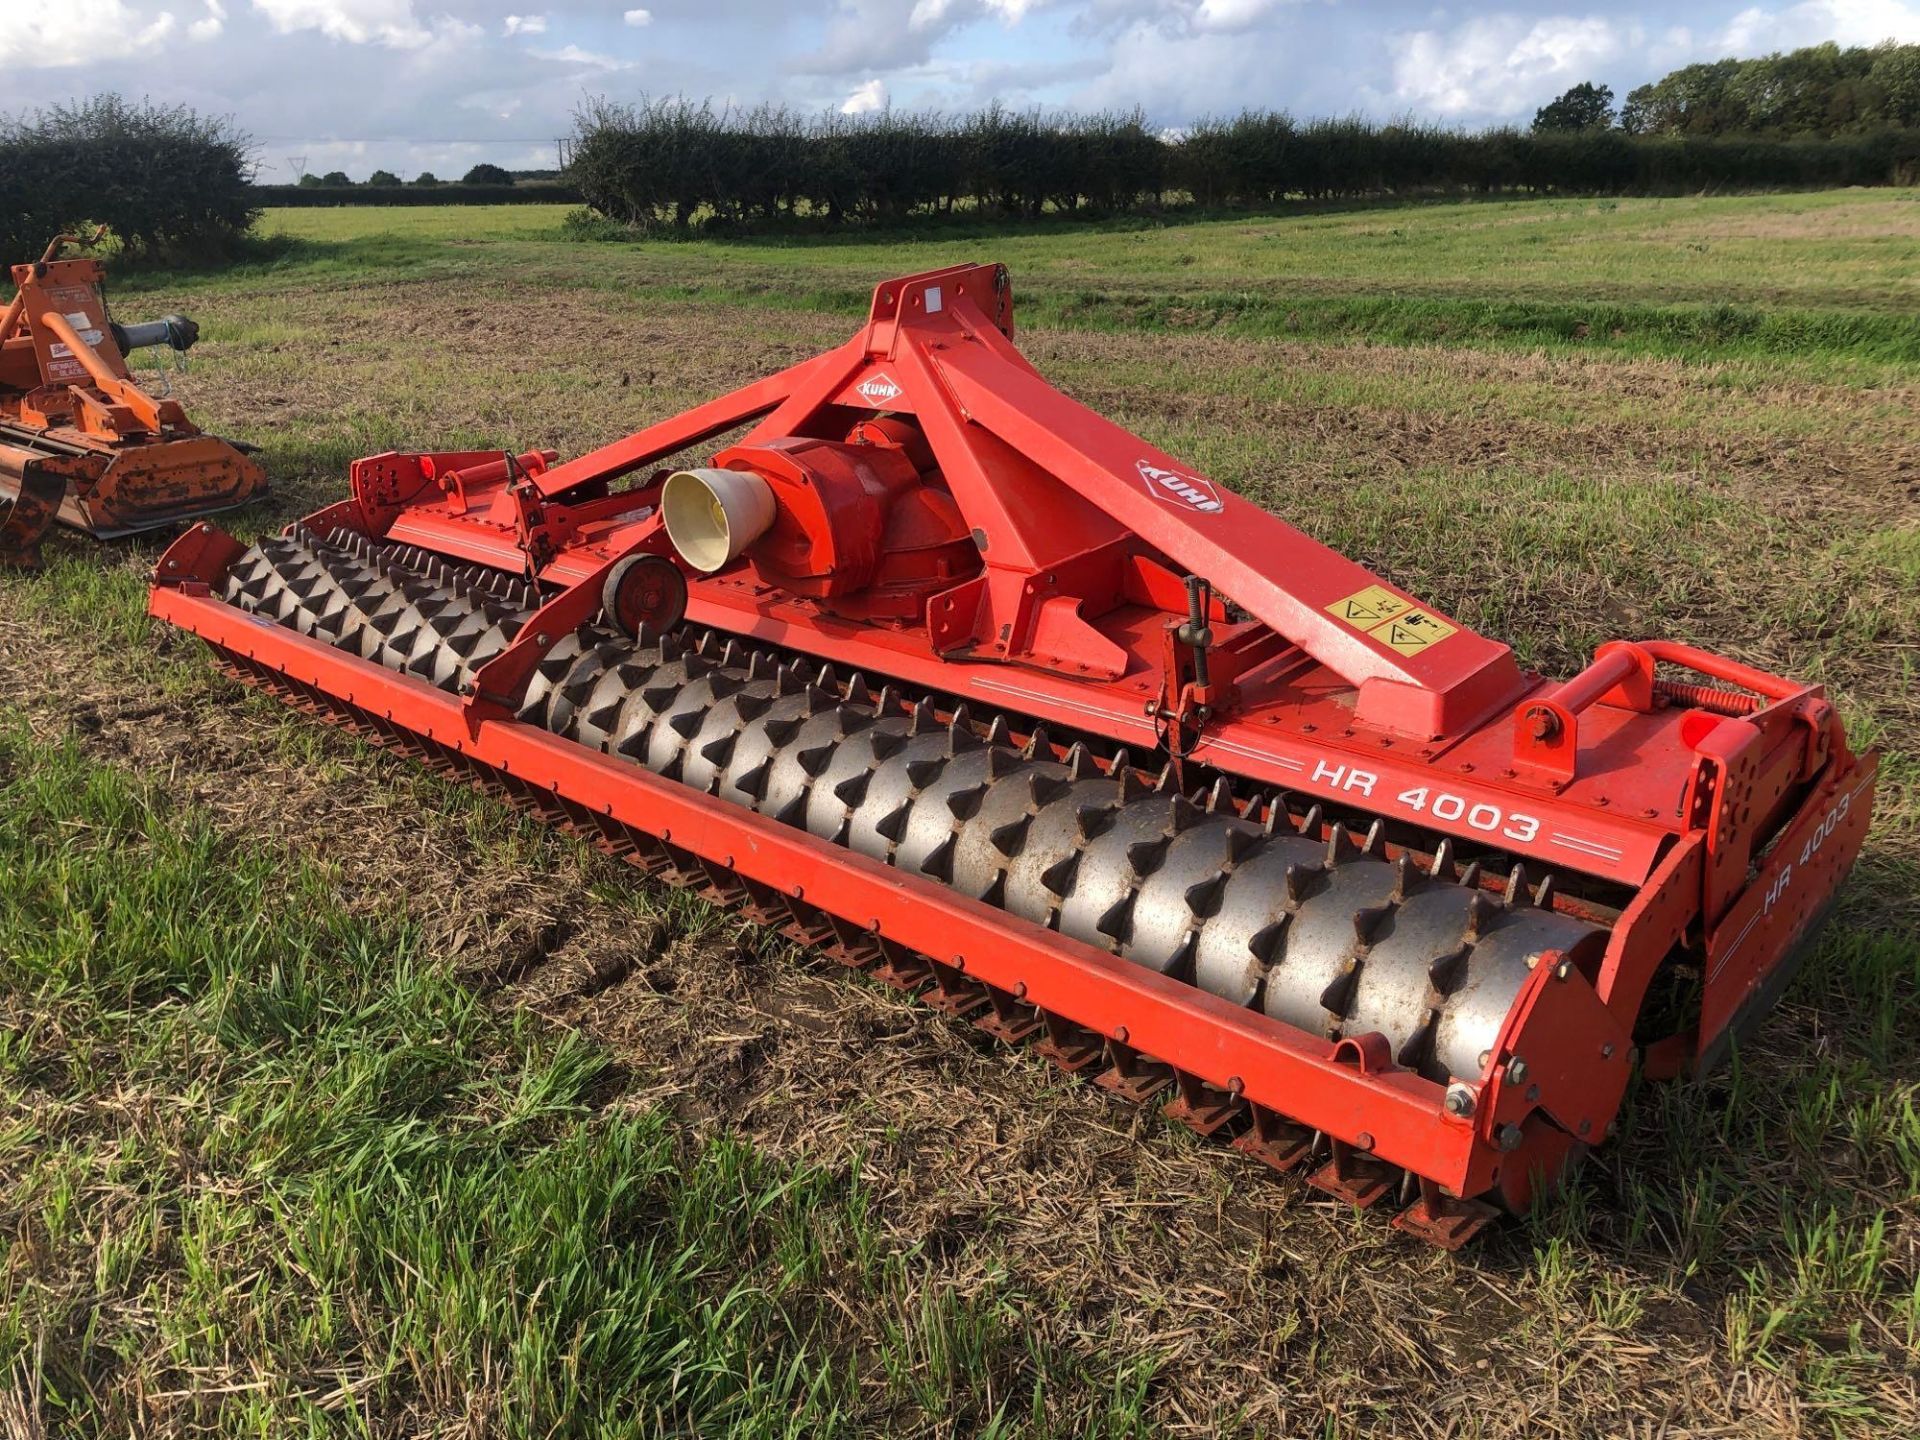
[1553, 960, 1573, 981]
[1355, 1131, 1375, 1152]
[1496, 1124, 1525, 1152]
[535, 631, 551, 646]
[1524, 705, 1560, 742]
[1506, 1056, 1529, 1085]
[1444, 1082, 1477, 1118]
[1601, 1042, 1615, 1059]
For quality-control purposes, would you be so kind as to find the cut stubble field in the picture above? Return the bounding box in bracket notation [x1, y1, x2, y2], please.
[3, 191, 1919, 1437]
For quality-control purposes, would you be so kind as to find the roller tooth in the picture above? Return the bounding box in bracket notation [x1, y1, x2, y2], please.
[1021, 723, 1050, 760]
[802, 684, 836, 715]
[1504, 863, 1529, 907]
[921, 833, 957, 882]
[775, 661, 806, 695]
[1039, 853, 1080, 897]
[669, 711, 704, 740]
[697, 631, 721, 658]
[948, 702, 972, 736]
[1224, 828, 1260, 864]
[614, 661, 650, 686]
[1029, 774, 1072, 807]
[720, 638, 744, 668]
[870, 731, 907, 761]
[1396, 1016, 1439, 1071]
[1429, 945, 1471, 991]
[1073, 804, 1113, 842]
[833, 772, 872, 807]
[1064, 742, 1096, 780]
[985, 749, 1019, 782]
[745, 650, 772, 680]
[1125, 838, 1168, 877]
[763, 716, 803, 747]
[1465, 892, 1497, 940]
[711, 674, 748, 703]
[1116, 767, 1149, 803]
[1249, 919, 1286, 963]
[1165, 930, 1199, 982]
[1324, 822, 1352, 865]
[909, 700, 938, 735]
[1297, 803, 1325, 840]
[1460, 860, 1484, 893]
[1430, 838, 1456, 879]
[1153, 762, 1178, 793]
[1360, 819, 1385, 855]
[988, 815, 1031, 857]
[983, 715, 1010, 748]
[947, 712, 975, 753]
[946, 784, 987, 820]
[831, 704, 865, 738]
[660, 633, 686, 661]
[734, 693, 774, 722]
[814, 663, 838, 690]
[614, 729, 650, 759]
[1094, 893, 1136, 943]
[874, 683, 900, 716]
[1390, 852, 1419, 901]
[1353, 904, 1391, 944]
[875, 804, 913, 844]
[1283, 862, 1319, 905]
[773, 793, 810, 827]
[979, 870, 1007, 908]
[1205, 776, 1233, 813]
[700, 734, 737, 767]
[905, 759, 945, 791]
[845, 672, 872, 706]
[1184, 873, 1228, 917]
[586, 699, 625, 731]
[1166, 794, 1203, 834]
[797, 745, 835, 778]
[683, 652, 716, 681]
[1319, 968, 1359, 1019]
[736, 759, 771, 801]
[1534, 873, 1558, 911]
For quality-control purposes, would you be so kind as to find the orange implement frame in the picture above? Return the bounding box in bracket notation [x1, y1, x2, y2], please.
[0, 233, 266, 566]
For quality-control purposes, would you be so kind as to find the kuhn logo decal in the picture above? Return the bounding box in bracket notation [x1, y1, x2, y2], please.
[856, 374, 903, 404]
[1137, 460, 1223, 514]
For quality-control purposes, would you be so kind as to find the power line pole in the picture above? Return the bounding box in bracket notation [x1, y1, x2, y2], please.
[286, 154, 309, 183]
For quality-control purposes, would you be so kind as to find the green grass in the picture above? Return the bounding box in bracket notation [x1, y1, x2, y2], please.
[95, 190, 1920, 379]
[0, 720, 1161, 1436]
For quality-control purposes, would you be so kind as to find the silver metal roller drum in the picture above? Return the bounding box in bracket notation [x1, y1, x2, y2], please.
[230, 529, 1611, 1089]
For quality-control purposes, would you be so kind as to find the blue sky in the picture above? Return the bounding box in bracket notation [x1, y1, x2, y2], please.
[7, 1, 1918, 179]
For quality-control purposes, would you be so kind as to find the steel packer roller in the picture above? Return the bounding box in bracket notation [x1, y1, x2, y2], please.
[149, 264, 1877, 1246]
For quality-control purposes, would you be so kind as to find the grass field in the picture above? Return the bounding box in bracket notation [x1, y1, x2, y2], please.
[4, 191, 1918, 1436]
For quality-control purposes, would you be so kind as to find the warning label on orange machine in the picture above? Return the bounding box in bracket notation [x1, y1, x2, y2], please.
[1326, 584, 1457, 654]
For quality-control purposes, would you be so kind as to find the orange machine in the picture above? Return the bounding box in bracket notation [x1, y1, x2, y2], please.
[0, 233, 267, 567]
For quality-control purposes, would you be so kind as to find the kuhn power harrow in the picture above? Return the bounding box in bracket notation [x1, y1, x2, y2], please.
[150, 265, 1875, 1244]
[1, 232, 266, 566]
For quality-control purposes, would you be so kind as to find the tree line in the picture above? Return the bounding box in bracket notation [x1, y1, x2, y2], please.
[569, 97, 1920, 234]
[0, 96, 254, 261]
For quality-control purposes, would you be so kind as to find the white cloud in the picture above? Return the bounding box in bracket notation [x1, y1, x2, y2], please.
[1391, 14, 1641, 119]
[1720, 0, 1920, 51]
[189, 0, 226, 41]
[502, 13, 546, 36]
[530, 42, 629, 68]
[248, 0, 431, 48]
[841, 77, 888, 112]
[623, 7, 651, 25]
[0, 0, 177, 68]
[1194, 0, 1278, 31]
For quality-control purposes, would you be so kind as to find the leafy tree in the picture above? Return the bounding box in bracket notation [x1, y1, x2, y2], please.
[462, 162, 514, 183]
[295, 172, 322, 188]
[319, 170, 353, 186]
[412, 171, 441, 186]
[368, 168, 402, 186]
[1533, 83, 1616, 132]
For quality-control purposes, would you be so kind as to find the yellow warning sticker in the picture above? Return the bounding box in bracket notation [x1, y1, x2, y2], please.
[1367, 608, 1457, 655]
[1326, 583, 1411, 629]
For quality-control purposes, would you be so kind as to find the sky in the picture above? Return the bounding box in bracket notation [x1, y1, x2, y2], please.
[5, 0, 1920, 180]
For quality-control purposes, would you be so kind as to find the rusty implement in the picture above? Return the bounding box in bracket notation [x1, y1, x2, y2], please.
[150, 265, 1876, 1246]
[1, 234, 266, 567]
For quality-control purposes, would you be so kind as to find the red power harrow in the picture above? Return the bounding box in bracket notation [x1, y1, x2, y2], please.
[150, 264, 1875, 1246]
